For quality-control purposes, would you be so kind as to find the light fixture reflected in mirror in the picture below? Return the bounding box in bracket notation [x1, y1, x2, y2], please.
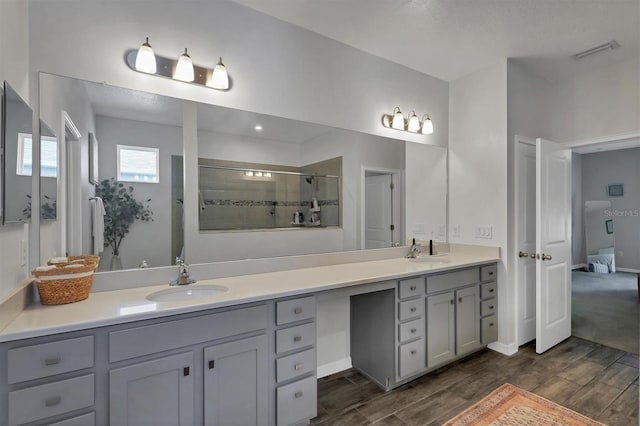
[382, 107, 433, 136]
[174, 48, 195, 82]
[208, 57, 229, 90]
[135, 37, 156, 74]
[125, 41, 231, 91]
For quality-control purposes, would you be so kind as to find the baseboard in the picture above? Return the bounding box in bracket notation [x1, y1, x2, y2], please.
[617, 267, 640, 274]
[317, 357, 352, 378]
[488, 341, 518, 356]
[572, 264, 587, 270]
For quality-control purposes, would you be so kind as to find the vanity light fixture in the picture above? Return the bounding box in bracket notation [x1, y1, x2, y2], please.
[135, 37, 157, 74]
[382, 107, 434, 135]
[126, 40, 232, 90]
[174, 48, 195, 82]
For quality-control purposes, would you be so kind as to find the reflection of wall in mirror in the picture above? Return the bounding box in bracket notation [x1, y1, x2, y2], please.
[3, 98, 32, 223]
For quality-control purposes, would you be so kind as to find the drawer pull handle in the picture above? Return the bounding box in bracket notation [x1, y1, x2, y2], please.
[490, 323, 495, 327]
[490, 289, 495, 293]
[45, 396, 61, 407]
[44, 356, 61, 366]
[294, 363, 303, 371]
[183, 367, 190, 376]
[294, 391, 303, 399]
[410, 328, 417, 333]
[489, 305, 494, 309]
[294, 307, 302, 315]
[293, 336, 302, 343]
[410, 285, 416, 291]
[410, 307, 417, 312]
[489, 271, 494, 275]
[410, 349, 417, 355]
[208, 360, 215, 369]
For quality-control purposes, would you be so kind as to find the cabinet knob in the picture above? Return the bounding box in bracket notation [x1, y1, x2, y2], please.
[450, 299, 454, 305]
[489, 271, 494, 276]
[294, 391, 303, 399]
[293, 307, 302, 315]
[294, 363, 303, 370]
[45, 396, 62, 407]
[489, 305, 494, 310]
[410, 349, 417, 355]
[410, 285, 416, 291]
[183, 367, 190, 376]
[490, 323, 495, 327]
[410, 328, 417, 333]
[410, 307, 417, 312]
[293, 336, 302, 343]
[458, 297, 462, 303]
[208, 360, 215, 369]
[44, 356, 61, 366]
[490, 289, 495, 293]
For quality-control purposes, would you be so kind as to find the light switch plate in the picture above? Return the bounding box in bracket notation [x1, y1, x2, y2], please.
[475, 225, 493, 239]
[413, 223, 425, 235]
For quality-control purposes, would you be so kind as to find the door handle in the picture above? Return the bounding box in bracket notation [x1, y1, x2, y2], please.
[518, 251, 528, 258]
[542, 254, 552, 261]
[530, 252, 539, 259]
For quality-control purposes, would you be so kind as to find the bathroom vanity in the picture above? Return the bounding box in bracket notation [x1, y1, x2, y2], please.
[0, 251, 498, 426]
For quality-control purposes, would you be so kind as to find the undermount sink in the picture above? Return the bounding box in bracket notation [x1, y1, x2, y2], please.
[408, 255, 450, 264]
[146, 285, 228, 303]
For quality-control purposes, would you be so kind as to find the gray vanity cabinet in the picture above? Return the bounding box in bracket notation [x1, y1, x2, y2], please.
[455, 285, 482, 355]
[426, 292, 455, 367]
[204, 335, 268, 426]
[109, 352, 195, 426]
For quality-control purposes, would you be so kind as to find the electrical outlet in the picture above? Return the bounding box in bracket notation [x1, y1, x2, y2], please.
[453, 225, 460, 238]
[475, 225, 493, 239]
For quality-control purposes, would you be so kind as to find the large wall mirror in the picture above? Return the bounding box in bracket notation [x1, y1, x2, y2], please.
[39, 73, 447, 273]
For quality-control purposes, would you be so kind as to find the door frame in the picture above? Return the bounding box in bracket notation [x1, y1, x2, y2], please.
[360, 166, 404, 249]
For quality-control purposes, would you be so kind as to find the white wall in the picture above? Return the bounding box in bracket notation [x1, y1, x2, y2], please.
[28, 0, 449, 147]
[96, 116, 183, 270]
[449, 60, 511, 351]
[549, 58, 640, 143]
[581, 148, 640, 270]
[0, 0, 30, 300]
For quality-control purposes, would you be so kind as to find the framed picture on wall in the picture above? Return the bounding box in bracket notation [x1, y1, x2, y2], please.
[605, 219, 614, 234]
[89, 132, 99, 184]
[608, 183, 623, 197]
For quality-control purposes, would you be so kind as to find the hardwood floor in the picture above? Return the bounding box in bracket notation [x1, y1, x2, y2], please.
[312, 337, 639, 426]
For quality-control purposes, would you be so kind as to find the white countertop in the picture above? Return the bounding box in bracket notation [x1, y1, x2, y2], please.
[0, 251, 499, 342]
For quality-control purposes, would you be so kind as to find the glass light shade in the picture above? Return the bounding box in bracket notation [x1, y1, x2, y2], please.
[421, 115, 434, 134]
[135, 37, 157, 74]
[208, 57, 229, 90]
[174, 48, 195, 82]
[407, 111, 420, 132]
[391, 107, 405, 130]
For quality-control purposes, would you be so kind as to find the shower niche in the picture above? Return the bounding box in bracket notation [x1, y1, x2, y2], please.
[196, 157, 341, 231]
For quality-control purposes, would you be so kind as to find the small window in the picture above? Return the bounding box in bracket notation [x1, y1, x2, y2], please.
[117, 145, 159, 183]
[16, 133, 58, 177]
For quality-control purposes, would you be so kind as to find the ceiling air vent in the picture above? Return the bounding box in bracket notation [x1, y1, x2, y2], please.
[573, 40, 620, 60]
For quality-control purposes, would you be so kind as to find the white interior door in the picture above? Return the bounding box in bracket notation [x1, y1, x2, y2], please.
[515, 136, 537, 345]
[535, 138, 572, 354]
[365, 174, 392, 248]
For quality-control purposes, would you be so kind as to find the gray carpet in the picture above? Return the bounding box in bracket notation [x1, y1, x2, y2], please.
[572, 271, 639, 354]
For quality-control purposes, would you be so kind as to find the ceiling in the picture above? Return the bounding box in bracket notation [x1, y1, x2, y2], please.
[85, 81, 332, 144]
[232, 0, 640, 82]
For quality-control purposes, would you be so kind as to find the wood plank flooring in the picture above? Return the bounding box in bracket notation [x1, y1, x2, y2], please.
[312, 338, 639, 426]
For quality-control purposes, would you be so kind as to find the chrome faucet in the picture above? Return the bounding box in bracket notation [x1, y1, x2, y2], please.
[406, 238, 421, 258]
[171, 257, 196, 286]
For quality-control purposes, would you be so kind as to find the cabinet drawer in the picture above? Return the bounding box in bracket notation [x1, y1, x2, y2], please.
[427, 268, 478, 294]
[276, 376, 317, 426]
[398, 339, 425, 378]
[276, 348, 316, 383]
[110, 304, 267, 362]
[398, 277, 425, 300]
[480, 264, 497, 282]
[398, 299, 424, 321]
[481, 299, 497, 317]
[398, 318, 424, 343]
[480, 282, 497, 299]
[8, 374, 94, 426]
[276, 323, 316, 354]
[481, 315, 498, 344]
[48, 412, 95, 426]
[276, 296, 316, 325]
[8, 336, 94, 384]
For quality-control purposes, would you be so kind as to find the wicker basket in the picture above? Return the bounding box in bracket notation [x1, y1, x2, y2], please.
[33, 261, 97, 305]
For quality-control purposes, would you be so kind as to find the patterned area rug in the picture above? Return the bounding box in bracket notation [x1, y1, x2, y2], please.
[443, 383, 606, 425]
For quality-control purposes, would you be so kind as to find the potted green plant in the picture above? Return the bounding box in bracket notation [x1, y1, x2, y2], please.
[96, 178, 153, 270]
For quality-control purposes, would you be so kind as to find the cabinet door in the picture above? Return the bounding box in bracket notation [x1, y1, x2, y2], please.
[204, 335, 268, 426]
[456, 286, 482, 355]
[427, 292, 455, 367]
[109, 352, 194, 426]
